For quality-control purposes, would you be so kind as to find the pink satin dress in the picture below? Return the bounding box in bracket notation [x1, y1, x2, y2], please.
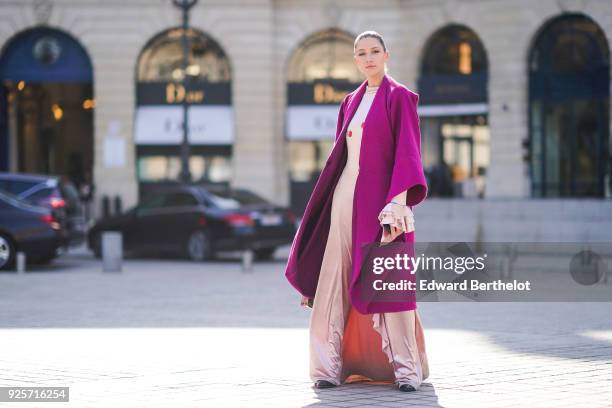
[309, 85, 429, 389]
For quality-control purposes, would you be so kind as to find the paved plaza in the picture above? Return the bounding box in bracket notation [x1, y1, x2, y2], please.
[0, 248, 610, 407]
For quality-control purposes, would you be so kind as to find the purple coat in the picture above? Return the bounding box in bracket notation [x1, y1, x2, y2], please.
[284, 73, 428, 314]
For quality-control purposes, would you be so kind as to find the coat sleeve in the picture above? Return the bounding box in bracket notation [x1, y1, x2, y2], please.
[385, 88, 428, 207]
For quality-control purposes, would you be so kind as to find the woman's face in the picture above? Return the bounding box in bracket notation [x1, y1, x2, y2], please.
[353, 37, 389, 78]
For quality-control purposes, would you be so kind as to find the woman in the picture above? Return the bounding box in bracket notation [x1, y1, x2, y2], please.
[284, 30, 429, 392]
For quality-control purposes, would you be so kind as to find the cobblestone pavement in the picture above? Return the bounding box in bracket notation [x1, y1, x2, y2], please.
[0, 248, 610, 407]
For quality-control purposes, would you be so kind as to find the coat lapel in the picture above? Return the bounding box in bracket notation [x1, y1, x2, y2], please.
[340, 74, 391, 137]
[339, 79, 367, 136]
[363, 74, 390, 131]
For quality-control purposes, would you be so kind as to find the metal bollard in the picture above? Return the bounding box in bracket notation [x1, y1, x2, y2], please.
[102, 231, 122, 273]
[16, 252, 26, 273]
[113, 195, 122, 215]
[242, 249, 254, 272]
[101, 196, 111, 219]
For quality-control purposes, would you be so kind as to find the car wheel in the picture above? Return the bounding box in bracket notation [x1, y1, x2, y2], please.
[0, 233, 16, 271]
[254, 247, 276, 261]
[186, 230, 211, 261]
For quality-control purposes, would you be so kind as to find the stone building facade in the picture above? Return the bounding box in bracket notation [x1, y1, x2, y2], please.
[1, 0, 610, 239]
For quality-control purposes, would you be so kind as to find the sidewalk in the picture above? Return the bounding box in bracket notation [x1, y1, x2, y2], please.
[0, 250, 610, 407]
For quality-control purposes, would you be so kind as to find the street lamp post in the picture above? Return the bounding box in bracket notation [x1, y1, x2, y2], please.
[172, 0, 198, 183]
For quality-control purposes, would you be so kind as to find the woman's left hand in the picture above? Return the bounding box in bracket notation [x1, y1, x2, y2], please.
[378, 203, 415, 243]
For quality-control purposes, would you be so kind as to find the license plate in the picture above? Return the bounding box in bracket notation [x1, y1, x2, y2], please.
[260, 213, 282, 226]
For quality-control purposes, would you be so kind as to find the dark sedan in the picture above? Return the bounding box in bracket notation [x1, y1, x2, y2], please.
[0, 173, 86, 246]
[87, 184, 297, 261]
[0, 190, 64, 270]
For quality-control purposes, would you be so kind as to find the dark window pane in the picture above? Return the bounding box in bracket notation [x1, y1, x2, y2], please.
[0, 190, 24, 207]
[530, 15, 610, 75]
[529, 14, 610, 197]
[22, 187, 56, 205]
[164, 193, 198, 207]
[5, 180, 39, 195]
[207, 189, 268, 209]
[421, 25, 488, 75]
[139, 194, 167, 209]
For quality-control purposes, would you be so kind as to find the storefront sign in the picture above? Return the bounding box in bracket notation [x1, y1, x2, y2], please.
[136, 81, 231, 105]
[286, 105, 340, 140]
[286, 80, 358, 140]
[134, 105, 233, 145]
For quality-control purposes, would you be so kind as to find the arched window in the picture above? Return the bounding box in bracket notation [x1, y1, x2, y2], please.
[285, 29, 360, 214]
[134, 28, 233, 185]
[421, 25, 488, 77]
[418, 24, 489, 199]
[0, 27, 93, 184]
[287, 28, 360, 82]
[137, 27, 230, 82]
[528, 14, 610, 197]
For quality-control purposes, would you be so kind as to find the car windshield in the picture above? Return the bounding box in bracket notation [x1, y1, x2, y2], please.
[0, 179, 40, 195]
[138, 194, 167, 210]
[22, 187, 57, 205]
[206, 188, 269, 209]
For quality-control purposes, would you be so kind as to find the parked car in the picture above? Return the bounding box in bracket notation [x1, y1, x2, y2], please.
[0, 190, 64, 270]
[88, 184, 297, 261]
[0, 173, 86, 246]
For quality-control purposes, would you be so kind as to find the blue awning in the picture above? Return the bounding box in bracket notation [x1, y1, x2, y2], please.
[0, 27, 92, 82]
